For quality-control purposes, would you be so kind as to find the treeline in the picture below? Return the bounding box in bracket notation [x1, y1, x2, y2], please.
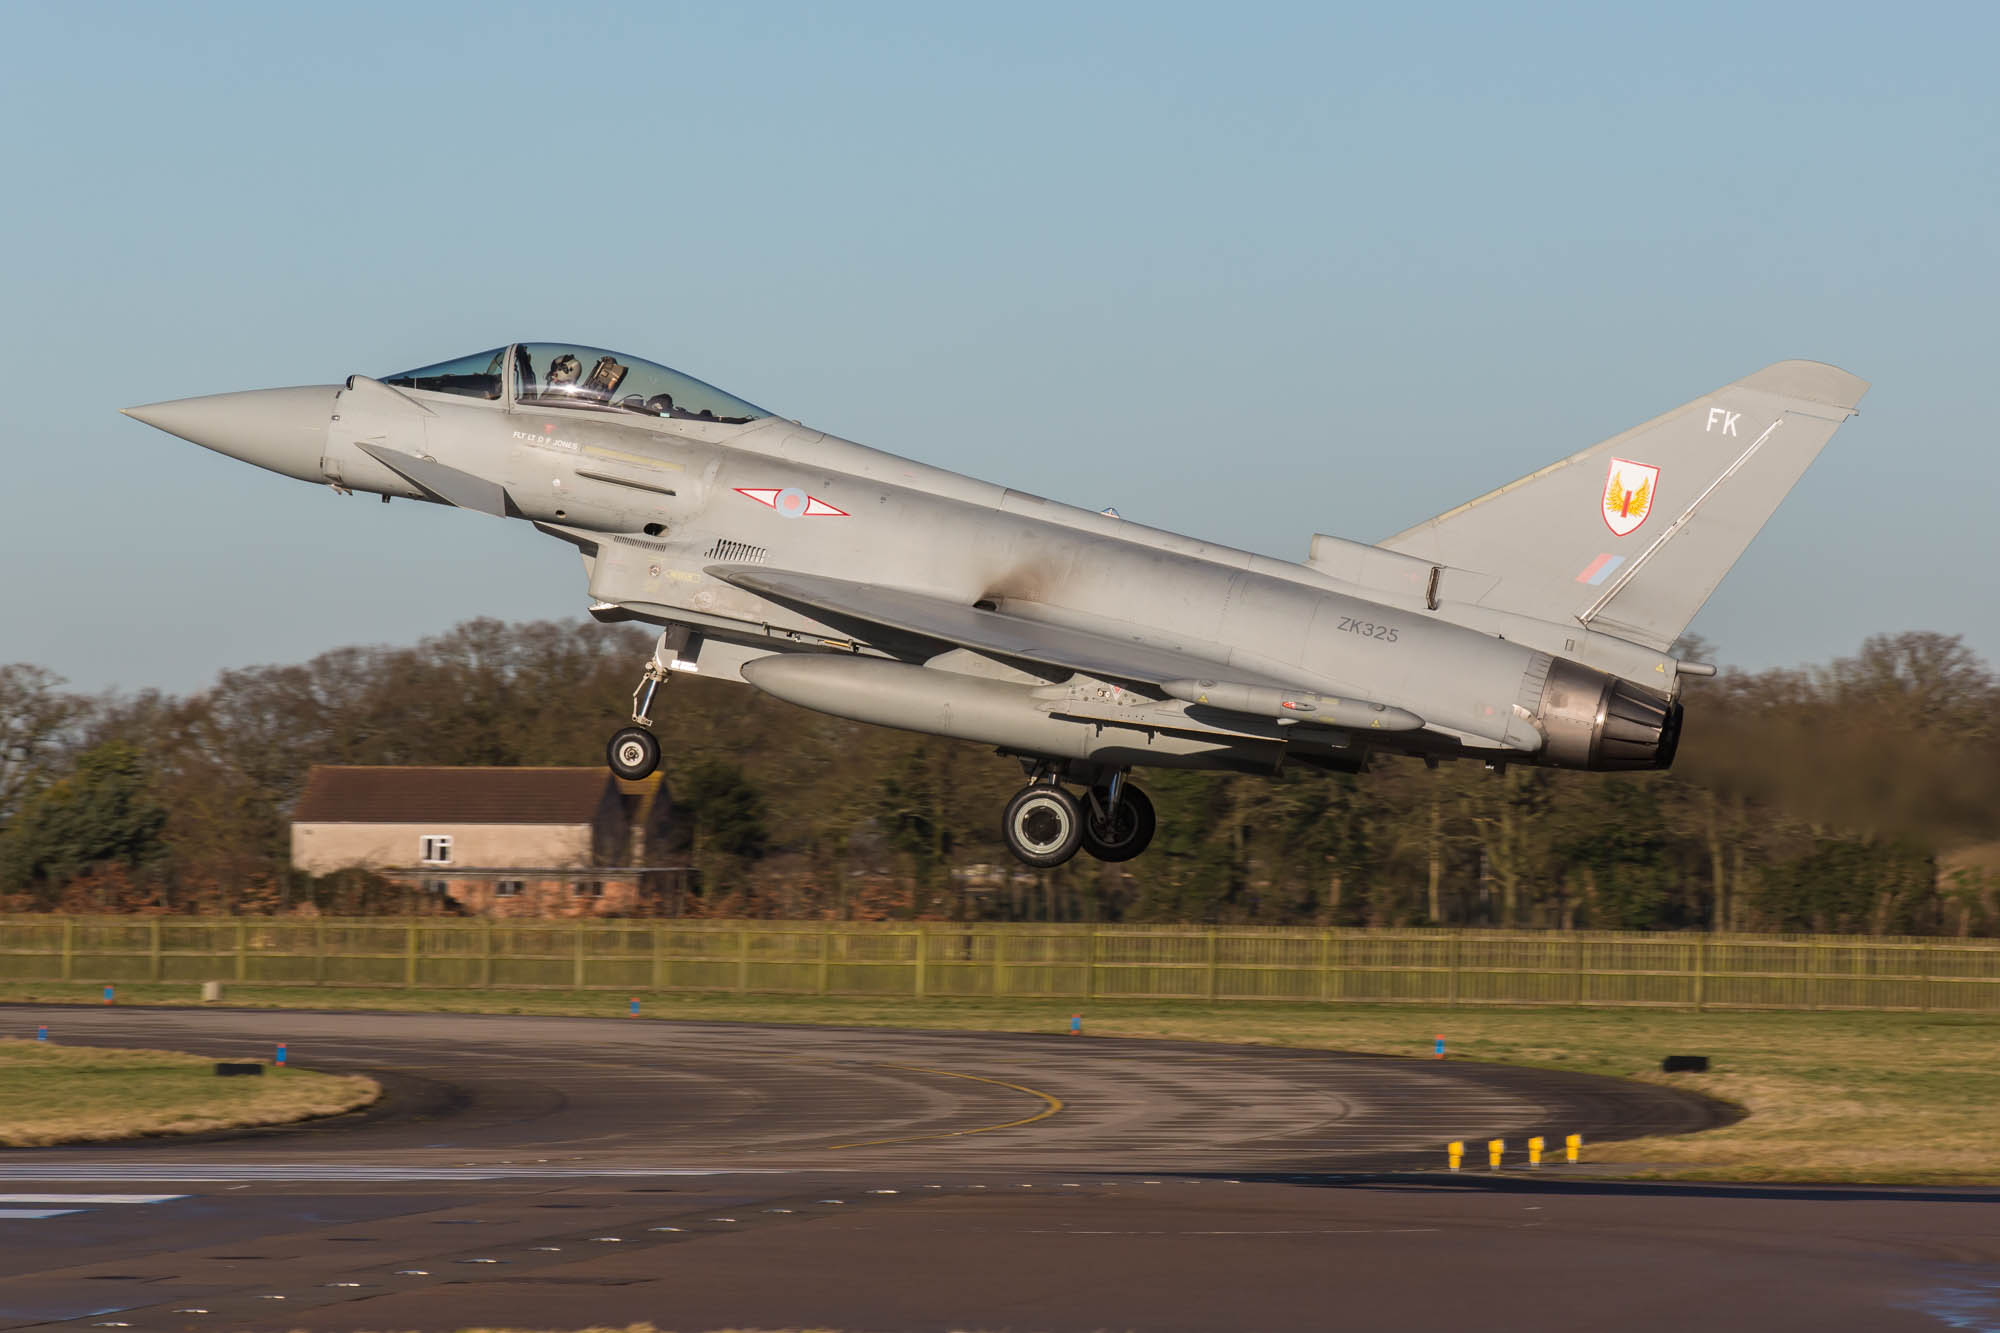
[1, 621, 1996, 933]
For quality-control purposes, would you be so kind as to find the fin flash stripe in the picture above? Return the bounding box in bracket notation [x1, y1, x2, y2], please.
[1576, 553, 1626, 586]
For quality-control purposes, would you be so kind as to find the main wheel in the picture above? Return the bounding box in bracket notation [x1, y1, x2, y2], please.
[1080, 783, 1156, 862]
[1001, 784, 1084, 868]
[606, 726, 661, 780]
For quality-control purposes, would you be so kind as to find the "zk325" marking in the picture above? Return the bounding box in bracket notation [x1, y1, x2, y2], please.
[1337, 616, 1399, 642]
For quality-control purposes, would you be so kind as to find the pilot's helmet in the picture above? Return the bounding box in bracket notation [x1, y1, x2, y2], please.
[546, 353, 582, 387]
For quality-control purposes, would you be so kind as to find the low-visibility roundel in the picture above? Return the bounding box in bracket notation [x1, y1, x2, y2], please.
[736, 487, 849, 518]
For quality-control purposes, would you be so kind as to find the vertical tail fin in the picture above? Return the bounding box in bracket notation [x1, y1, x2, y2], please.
[1377, 360, 1868, 650]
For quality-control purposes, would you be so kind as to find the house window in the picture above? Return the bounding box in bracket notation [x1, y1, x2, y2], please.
[420, 835, 453, 865]
[495, 880, 523, 898]
[571, 880, 605, 898]
[422, 878, 451, 896]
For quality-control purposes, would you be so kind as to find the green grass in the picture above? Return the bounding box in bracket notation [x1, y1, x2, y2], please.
[0, 1036, 379, 1145]
[4, 982, 1994, 1184]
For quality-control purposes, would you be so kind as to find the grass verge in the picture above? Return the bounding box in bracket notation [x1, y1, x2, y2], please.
[3, 982, 1994, 1184]
[0, 1035, 379, 1146]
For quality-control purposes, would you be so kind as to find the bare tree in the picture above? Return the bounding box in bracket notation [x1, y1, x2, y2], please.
[0, 665, 87, 824]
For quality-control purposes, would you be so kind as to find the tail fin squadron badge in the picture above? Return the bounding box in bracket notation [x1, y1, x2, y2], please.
[1601, 458, 1659, 537]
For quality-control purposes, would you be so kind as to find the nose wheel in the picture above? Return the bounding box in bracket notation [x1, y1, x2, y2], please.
[604, 626, 689, 782]
[607, 726, 661, 781]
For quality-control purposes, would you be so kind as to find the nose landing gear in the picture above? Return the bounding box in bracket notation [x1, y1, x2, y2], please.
[605, 627, 691, 782]
[1000, 768, 1156, 867]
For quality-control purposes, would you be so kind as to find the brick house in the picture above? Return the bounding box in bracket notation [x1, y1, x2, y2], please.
[291, 766, 683, 916]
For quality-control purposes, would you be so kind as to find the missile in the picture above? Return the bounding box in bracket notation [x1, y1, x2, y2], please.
[1160, 679, 1424, 731]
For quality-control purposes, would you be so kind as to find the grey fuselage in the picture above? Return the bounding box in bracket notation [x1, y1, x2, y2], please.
[129, 349, 1693, 780]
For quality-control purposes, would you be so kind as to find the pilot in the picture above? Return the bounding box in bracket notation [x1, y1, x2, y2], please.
[544, 352, 583, 395]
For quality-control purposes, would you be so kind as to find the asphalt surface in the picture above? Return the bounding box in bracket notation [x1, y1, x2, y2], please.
[0, 1006, 1993, 1332]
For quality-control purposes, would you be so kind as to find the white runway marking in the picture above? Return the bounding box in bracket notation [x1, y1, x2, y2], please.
[0, 1194, 186, 1220]
[0, 1165, 791, 1182]
[0, 1194, 188, 1204]
[1035, 1227, 1443, 1236]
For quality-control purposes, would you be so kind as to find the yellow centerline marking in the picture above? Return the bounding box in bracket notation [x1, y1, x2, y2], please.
[827, 1064, 1064, 1150]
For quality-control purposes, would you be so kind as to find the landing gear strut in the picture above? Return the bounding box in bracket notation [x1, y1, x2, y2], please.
[1000, 768, 1157, 867]
[605, 627, 690, 781]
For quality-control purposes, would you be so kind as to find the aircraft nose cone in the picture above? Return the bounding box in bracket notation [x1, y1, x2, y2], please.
[123, 385, 337, 483]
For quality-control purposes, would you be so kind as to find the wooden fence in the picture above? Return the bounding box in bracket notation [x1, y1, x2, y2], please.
[3, 918, 1997, 1013]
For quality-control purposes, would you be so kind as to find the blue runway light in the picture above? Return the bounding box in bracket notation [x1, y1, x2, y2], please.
[275, 1043, 287, 1066]
[1070, 1013, 1082, 1035]
[103, 985, 115, 1006]
[36, 1025, 47, 1042]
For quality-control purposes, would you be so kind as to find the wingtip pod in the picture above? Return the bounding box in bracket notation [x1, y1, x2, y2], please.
[1735, 360, 1869, 413]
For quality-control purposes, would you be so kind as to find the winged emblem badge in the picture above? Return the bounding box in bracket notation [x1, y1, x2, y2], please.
[1601, 457, 1659, 537]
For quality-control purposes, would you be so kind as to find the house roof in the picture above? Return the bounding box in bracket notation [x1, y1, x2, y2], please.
[294, 766, 613, 825]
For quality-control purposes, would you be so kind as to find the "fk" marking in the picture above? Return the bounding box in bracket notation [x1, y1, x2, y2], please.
[1705, 407, 1740, 436]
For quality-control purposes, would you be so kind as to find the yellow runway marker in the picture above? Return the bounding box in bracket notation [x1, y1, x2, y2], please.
[827, 1064, 1064, 1150]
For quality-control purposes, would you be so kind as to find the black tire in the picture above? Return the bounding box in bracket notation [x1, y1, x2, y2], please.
[1001, 784, 1084, 868]
[606, 726, 661, 781]
[1079, 783, 1156, 862]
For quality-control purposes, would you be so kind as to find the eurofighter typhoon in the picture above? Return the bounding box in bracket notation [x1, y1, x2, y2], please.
[124, 346, 1865, 866]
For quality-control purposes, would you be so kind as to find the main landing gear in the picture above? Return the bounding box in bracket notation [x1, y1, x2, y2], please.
[1001, 768, 1156, 868]
[606, 627, 690, 781]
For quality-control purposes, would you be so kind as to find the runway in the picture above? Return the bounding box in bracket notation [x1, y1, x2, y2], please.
[0, 1006, 1993, 1332]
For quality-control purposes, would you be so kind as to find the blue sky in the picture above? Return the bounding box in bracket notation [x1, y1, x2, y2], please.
[1, 2, 1993, 692]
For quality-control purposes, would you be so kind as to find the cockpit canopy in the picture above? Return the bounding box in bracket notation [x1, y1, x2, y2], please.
[380, 343, 771, 424]
[381, 347, 507, 399]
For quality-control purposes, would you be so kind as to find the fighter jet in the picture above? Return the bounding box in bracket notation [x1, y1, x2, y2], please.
[123, 345, 1866, 866]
